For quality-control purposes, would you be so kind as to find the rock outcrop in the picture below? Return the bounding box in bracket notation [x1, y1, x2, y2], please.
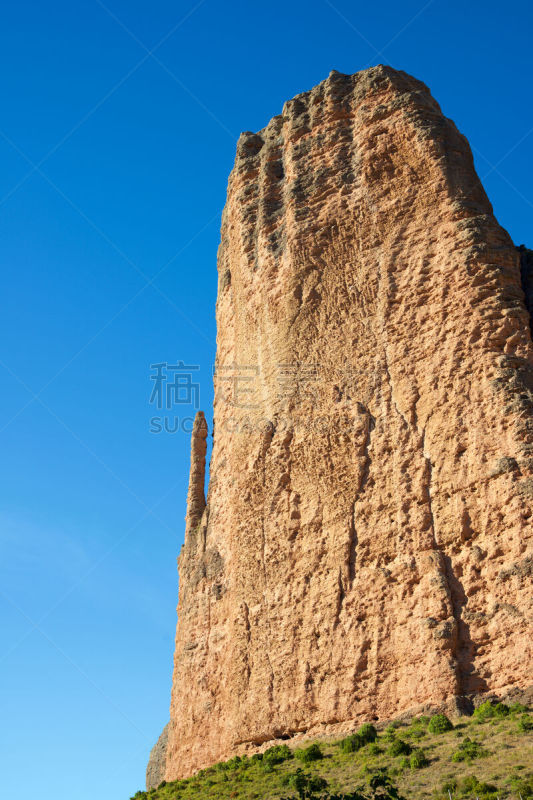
[146, 723, 169, 790]
[163, 65, 533, 781]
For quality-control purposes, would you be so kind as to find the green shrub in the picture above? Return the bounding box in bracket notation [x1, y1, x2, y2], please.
[367, 769, 406, 800]
[282, 768, 328, 798]
[384, 723, 400, 740]
[510, 702, 529, 714]
[263, 744, 292, 766]
[460, 775, 499, 800]
[428, 714, 453, 734]
[358, 723, 378, 744]
[438, 777, 458, 797]
[409, 748, 429, 769]
[493, 702, 510, 717]
[518, 714, 533, 732]
[436, 775, 498, 800]
[214, 754, 243, 772]
[340, 733, 364, 753]
[337, 724, 377, 754]
[451, 737, 489, 762]
[388, 739, 412, 757]
[294, 743, 323, 763]
[473, 701, 510, 721]
[367, 743, 382, 756]
[508, 772, 533, 799]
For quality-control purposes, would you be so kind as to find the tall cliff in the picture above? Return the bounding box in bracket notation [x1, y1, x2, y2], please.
[164, 66, 533, 782]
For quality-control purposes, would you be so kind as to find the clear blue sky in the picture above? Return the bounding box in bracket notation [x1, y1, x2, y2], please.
[0, 2, 531, 798]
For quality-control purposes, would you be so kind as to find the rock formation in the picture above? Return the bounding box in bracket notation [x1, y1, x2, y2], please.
[161, 65, 533, 782]
[146, 723, 168, 790]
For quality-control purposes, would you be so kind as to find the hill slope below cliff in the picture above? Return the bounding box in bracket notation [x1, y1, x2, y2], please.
[133, 703, 533, 800]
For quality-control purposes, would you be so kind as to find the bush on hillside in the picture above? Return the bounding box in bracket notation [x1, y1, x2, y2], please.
[263, 744, 293, 766]
[358, 724, 378, 744]
[409, 748, 429, 769]
[295, 743, 324, 763]
[518, 713, 533, 732]
[451, 737, 489, 762]
[340, 734, 364, 753]
[428, 714, 453, 734]
[508, 771, 533, 799]
[410, 715, 430, 728]
[383, 723, 401, 741]
[437, 775, 498, 800]
[461, 775, 498, 800]
[473, 701, 509, 721]
[406, 716, 429, 740]
[281, 768, 328, 798]
[387, 739, 411, 757]
[367, 769, 407, 800]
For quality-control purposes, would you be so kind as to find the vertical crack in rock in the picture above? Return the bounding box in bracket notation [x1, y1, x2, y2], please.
[164, 66, 533, 780]
[255, 423, 279, 706]
[259, 509, 275, 706]
[347, 500, 357, 586]
[421, 429, 461, 693]
[348, 407, 374, 590]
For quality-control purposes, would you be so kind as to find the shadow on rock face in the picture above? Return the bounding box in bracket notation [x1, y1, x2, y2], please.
[146, 723, 169, 790]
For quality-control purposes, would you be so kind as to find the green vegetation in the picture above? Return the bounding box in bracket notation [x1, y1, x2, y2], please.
[428, 715, 453, 734]
[384, 723, 401, 740]
[263, 746, 293, 771]
[406, 718, 430, 741]
[473, 701, 510, 722]
[359, 725, 378, 745]
[436, 775, 499, 800]
[280, 769, 327, 798]
[388, 739, 412, 757]
[506, 769, 533, 799]
[451, 737, 489, 763]
[518, 714, 533, 733]
[340, 735, 365, 754]
[130, 703, 532, 800]
[339, 725, 378, 754]
[409, 749, 429, 770]
[295, 744, 324, 764]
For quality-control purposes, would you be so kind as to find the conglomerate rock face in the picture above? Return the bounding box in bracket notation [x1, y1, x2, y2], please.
[164, 66, 533, 781]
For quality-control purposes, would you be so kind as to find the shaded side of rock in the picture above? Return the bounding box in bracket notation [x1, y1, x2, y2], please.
[518, 244, 533, 338]
[146, 723, 169, 790]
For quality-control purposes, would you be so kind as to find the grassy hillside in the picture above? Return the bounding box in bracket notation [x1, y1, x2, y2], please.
[131, 701, 533, 800]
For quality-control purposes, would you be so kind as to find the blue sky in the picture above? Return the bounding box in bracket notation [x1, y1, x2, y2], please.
[0, 1, 531, 799]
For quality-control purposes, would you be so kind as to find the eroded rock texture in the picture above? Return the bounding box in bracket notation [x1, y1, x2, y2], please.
[166, 66, 533, 780]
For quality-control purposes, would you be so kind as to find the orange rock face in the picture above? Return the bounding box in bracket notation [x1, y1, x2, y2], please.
[165, 66, 533, 781]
